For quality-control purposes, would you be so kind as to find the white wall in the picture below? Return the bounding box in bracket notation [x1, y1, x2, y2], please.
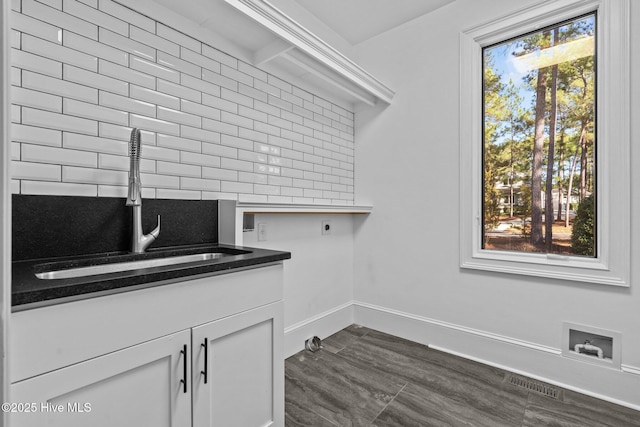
[353, 0, 640, 409]
[242, 213, 355, 356]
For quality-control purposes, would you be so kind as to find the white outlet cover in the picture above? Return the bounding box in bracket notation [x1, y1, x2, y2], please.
[258, 223, 267, 241]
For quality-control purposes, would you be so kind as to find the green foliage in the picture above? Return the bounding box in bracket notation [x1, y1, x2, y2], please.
[571, 194, 595, 256]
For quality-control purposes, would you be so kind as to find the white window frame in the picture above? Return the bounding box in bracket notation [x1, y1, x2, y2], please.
[459, 0, 630, 286]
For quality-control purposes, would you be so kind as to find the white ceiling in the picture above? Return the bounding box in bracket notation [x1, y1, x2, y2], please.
[294, 0, 456, 45]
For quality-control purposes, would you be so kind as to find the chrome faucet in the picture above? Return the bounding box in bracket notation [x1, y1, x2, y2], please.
[126, 128, 160, 253]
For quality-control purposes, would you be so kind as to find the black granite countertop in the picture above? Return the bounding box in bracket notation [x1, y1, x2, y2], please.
[12, 243, 291, 311]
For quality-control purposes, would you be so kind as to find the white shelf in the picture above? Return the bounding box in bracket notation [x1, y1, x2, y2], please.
[237, 202, 372, 215]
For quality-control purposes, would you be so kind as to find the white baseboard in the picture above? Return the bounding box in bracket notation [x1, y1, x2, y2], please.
[352, 300, 640, 412]
[283, 302, 353, 358]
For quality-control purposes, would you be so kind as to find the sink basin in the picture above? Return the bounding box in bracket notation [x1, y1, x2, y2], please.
[36, 252, 233, 280]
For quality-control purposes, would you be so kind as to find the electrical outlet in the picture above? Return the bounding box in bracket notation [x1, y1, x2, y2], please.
[321, 220, 331, 235]
[258, 223, 267, 241]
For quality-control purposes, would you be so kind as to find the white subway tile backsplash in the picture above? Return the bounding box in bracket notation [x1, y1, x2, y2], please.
[221, 111, 252, 129]
[202, 166, 237, 182]
[99, 0, 154, 33]
[11, 10, 62, 44]
[63, 98, 128, 125]
[238, 61, 267, 82]
[222, 134, 253, 151]
[12, 123, 62, 146]
[11, 2, 355, 203]
[221, 157, 253, 173]
[202, 69, 237, 92]
[99, 59, 154, 89]
[181, 100, 220, 121]
[255, 121, 280, 137]
[63, 0, 128, 36]
[181, 126, 220, 144]
[99, 28, 154, 61]
[131, 26, 179, 57]
[23, 107, 98, 135]
[158, 51, 201, 78]
[64, 31, 128, 66]
[202, 44, 236, 69]
[292, 86, 312, 102]
[22, 71, 92, 104]
[158, 106, 201, 128]
[12, 160, 61, 181]
[156, 189, 202, 199]
[253, 80, 282, 98]
[157, 161, 200, 177]
[23, 33, 97, 71]
[221, 64, 252, 87]
[21, 180, 97, 196]
[158, 133, 201, 153]
[238, 194, 268, 203]
[23, 0, 97, 39]
[11, 142, 20, 161]
[12, 86, 62, 112]
[157, 78, 200, 102]
[131, 56, 177, 83]
[239, 172, 268, 184]
[63, 165, 126, 185]
[98, 122, 132, 141]
[180, 75, 219, 98]
[11, 66, 21, 85]
[180, 47, 220, 73]
[239, 83, 266, 103]
[130, 114, 179, 136]
[202, 93, 236, 114]
[64, 133, 125, 155]
[180, 177, 220, 192]
[131, 85, 179, 110]
[11, 46, 63, 79]
[100, 91, 155, 116]
[64, 64, 127, 96]
[221, 181, 252, 194]
[141, 173, 180, 189]
[239, 128, 267, 144]
[22, 143, 97, 167]
[202, 141, 236, 159]
[157, 23, 201, 53]
[77, 0, 98, 9]
[221, 87, 252, 109]
[202, 118, 237, 137]
[181, 151, 220, 168]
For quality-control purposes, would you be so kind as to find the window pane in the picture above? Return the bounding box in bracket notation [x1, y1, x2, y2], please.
[482, 14, 596, 257]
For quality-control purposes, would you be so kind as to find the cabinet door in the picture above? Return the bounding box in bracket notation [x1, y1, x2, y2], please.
[11, 329, 191, 427]
[192, 301, 284, 427]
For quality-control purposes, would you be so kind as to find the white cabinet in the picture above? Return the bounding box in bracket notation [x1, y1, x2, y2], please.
[11, 329, 191, 427]
[10, 264, 285, 427]
[192, 301, 283, 427]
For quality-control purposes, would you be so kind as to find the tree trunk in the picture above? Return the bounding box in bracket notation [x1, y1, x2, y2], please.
[579, 121, 588, 201]
[531, 65, 548, 247]
[545, 61, 558, 251]
[565, 143, 581, 228]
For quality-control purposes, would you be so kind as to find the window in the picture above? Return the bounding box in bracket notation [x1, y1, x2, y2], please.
[482, 13, 596, 257]
[460, 0, 629, 286]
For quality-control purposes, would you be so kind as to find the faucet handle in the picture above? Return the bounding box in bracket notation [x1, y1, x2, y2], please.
[150, 214, 161, 239]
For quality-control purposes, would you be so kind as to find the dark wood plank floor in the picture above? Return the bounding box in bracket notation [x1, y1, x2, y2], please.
[285, 325, 640, 427]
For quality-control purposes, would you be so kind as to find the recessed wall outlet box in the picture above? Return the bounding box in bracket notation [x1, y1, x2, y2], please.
[243, 213, 255, 232]
[321, 220, 331, 235]
[562, 322, 621, 370]
[258, 223, 267, 241]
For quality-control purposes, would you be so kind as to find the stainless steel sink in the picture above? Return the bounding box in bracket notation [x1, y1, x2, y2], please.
[36, 252, 230, 280]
